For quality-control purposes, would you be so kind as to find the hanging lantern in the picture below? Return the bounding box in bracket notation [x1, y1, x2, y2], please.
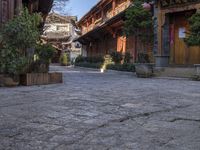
[142, 2, 151, 11]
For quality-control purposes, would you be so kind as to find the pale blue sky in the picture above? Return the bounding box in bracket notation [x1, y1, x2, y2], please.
[65, 0, 99, 20]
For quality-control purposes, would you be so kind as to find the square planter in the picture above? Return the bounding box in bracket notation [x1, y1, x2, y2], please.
[135, 63, 155, 78]
[20, 73, 63, 86]
[20, 73, 49, 86]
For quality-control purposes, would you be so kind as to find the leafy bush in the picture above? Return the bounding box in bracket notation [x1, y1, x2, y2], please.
[60, 53, 69, 66]
[101, 54, 114, 70]
[185, 12, 200, 46]
[75, 56, 104, 64]
[0, 8, 42, 75]
[1, 8, 41, 52]
[75, 56, 104, 69]
[107, 63, 135, 72]
[110, 51, 123, 64]
[124, 52, 133, 63]
[75, 55, 86, 63]
[35, 44, 55, 64]
[0, 46, 28, 74]
[137, 53, 150, 63]
[26, 44, 56, 73]
[124, 0, 153, 42]
[75, 62, 102, 69]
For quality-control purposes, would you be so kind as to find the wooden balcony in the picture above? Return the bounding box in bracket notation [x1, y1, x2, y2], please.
[79, 0, 131, 35]
[114, 1, 130, 15]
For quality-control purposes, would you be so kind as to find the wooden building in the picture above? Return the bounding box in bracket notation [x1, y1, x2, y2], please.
[76, 0, 153, 62]
[154, 0, 200, 66]
[41, 13, 81, 62]
[0, 0, 53, 27]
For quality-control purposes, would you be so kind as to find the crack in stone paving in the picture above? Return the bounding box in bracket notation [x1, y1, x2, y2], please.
[64, 104, 191, 146]
[169, 118, 200, 123]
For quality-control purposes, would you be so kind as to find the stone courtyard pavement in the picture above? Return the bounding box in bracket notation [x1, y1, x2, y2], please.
[0, 66, 200, 150]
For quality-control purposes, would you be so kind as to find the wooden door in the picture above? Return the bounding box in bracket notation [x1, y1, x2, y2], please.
[173, 12, 200, 65]
[117, 35, 126, 53]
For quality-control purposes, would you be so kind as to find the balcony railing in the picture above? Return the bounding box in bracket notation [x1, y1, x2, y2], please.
[114, 1, 130, 15]
[81, 1, 131, 35]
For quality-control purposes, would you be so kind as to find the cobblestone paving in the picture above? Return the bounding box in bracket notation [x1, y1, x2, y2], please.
[0, 66, 200, 150]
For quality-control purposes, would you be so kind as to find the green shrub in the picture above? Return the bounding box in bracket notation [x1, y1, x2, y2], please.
[75, 55, 104, 69]
[75, 55, 86, 63]
[60, 53, 69, 66]
[35, 44, 55, 64]
[110, 51, 123, 64]
[0, 46, 28, 74]
[101, 54, 114, 70]
[185, 12, 200, 46]
[75, 62, 102, 69]
[75, 55, 104, 64]
[137, 53, 150, 63]
[0, 8, 41, 75]
[107, 63, 135, 72]
[124, 52, 133, 63]
[1, 8, 41, 52]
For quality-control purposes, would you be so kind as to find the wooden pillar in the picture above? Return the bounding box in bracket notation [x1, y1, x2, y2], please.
[112, 0, 116, 16]
[86, 20, 89, 32]
[92, 16, 95, 26]
[0, 0, 15, 24]
[15, 0, 22, 15]
[101, 8, 104, 20]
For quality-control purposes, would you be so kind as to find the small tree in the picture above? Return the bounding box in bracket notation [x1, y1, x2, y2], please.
[0, 8, 42, 75]
[185, 12, 200, 46]
[1, 8, 41, 53]
[60, 53, 69, 66]
[110, 51, 123, 64]
[124, 0, 153, 62]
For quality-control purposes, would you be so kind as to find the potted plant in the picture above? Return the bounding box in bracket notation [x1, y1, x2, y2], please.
[135, 53, 154, 78]
[60, 53, 69, 66]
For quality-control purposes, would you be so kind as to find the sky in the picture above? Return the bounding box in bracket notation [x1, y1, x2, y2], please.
[53, 0, 99, 20]
[67, 0, 99, 20]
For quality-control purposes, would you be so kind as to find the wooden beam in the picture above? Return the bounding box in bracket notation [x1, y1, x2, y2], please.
[105, 26, 116, 38]
[15, 0, 22, 15]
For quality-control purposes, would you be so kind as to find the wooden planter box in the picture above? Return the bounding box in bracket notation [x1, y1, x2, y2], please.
[135, 63, 155, 78]
[20, 73, 63, 86]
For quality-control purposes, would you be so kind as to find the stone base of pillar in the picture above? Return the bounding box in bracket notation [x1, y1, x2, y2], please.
[155, 56, 169, 67]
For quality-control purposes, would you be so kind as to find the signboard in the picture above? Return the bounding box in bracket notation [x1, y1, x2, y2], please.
[179, 27, 186, 38]
[160, 0, 200, 8]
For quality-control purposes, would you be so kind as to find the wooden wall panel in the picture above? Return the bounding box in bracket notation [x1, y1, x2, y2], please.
[0, 0, 15, 26]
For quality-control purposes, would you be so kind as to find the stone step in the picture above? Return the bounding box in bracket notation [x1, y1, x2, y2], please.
[154, 67, 195, 78]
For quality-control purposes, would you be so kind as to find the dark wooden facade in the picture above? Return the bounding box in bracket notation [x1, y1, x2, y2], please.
[154, 0, 200, 66]
[0, 0, 53, 27]
[77, 0, 153, 62]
